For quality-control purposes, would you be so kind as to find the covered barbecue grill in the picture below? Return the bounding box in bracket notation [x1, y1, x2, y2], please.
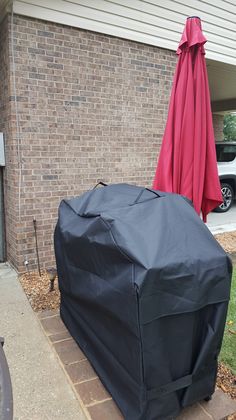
[55, 183, 232, 420]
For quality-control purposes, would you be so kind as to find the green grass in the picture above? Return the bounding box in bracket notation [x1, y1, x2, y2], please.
[220, 268, 236, 374]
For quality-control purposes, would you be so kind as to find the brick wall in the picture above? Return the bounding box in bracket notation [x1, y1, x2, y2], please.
[212, 113, 224, 142]
[4, 14, 177, 272]
[0, 17, 9, 137]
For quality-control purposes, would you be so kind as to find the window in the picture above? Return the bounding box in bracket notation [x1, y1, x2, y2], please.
[216, 144, 236, 162]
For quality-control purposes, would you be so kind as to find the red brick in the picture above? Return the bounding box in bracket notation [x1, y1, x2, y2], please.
[213, 114, 224, 142]
[41, 315, 67, 335]
[53, 338, 86, 364]
[75, 378, 111, 406]
[88, 399, 123, 420]
[48, 331, 71, 343]
[65, 359, 97, 384]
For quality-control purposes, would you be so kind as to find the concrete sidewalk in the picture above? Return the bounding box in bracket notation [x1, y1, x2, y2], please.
[207, 204, 236, 234]
[0, 263, 86, 420]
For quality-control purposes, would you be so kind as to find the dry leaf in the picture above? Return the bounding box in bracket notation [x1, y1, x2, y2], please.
[220, 384, 228, 393]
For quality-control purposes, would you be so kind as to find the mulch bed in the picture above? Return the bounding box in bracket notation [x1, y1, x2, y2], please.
[19, 269, 60, 312]
[19, 230, 236, 402]
[215, 231, 236, 254]
[217, 363, 236, 400]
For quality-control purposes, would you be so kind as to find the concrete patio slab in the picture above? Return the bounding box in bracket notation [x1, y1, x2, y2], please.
[0, 263, 86, 420]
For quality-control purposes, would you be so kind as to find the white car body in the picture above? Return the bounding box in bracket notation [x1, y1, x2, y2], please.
[217, 159, 236, 176]
[215, 142, 236, 212]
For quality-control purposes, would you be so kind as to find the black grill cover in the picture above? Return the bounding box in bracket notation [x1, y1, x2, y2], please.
[54, 184, 232, 420]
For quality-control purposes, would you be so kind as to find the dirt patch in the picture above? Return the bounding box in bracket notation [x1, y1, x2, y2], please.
[215, 231, 236, 254]
[19, 270, 60, 312]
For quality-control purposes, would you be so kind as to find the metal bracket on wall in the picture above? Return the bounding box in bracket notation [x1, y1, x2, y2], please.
[0, 133, 5, 167]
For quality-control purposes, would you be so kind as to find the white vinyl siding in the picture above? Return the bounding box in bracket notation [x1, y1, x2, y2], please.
[13, 0, 236, 65]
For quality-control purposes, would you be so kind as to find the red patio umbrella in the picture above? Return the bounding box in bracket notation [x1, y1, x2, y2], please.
[152, 16, 222, 222]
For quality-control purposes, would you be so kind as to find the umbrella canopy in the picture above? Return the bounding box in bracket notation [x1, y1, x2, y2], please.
[152, 17, 222, 222]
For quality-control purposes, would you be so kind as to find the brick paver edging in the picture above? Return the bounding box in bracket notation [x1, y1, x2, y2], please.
[38, 310, 236, 420]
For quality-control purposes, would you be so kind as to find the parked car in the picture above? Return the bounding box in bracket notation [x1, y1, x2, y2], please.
[214, 142, 236, 212]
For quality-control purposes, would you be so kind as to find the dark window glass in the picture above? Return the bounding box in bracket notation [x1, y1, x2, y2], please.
[216, 144, 236, 162]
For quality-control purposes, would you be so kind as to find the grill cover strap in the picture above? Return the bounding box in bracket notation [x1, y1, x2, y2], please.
[147, 374, 192, 399]
[147, 361, 217, 400]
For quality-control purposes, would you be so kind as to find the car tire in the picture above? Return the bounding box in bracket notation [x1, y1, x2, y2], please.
[214, 183, 234, 213]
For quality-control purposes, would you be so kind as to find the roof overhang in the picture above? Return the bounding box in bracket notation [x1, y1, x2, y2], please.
[207, 59, 236, 113]
[0, 0, 12, 21]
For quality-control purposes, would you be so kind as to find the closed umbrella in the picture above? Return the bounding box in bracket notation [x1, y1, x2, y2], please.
[153, 16, 222, 222]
